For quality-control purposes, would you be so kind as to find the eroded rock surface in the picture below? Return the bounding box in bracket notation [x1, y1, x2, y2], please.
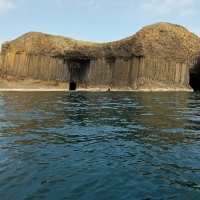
[1, 22, 200, 91]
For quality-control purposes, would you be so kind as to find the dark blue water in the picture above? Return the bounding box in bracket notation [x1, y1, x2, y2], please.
[0, 91, 200, 200]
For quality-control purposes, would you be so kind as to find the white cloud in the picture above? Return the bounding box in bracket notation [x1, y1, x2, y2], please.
[139, 0, 196, 15]
[181, 9, 195, 16]
[0, 0, 14, 12]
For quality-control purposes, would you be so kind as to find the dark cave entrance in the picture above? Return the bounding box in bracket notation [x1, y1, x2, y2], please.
[189, 73, 200, 91]
[189, 60, 200, 91]
[69, 82, 76, 91]
[68, 59, 90, 84]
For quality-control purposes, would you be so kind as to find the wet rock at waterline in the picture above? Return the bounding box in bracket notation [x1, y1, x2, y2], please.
[0, 22, 200, 91]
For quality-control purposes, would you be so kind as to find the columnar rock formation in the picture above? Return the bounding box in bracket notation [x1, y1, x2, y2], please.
[0, 22, 200, 91]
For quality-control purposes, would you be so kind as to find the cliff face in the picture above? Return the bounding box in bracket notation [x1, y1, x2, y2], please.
[0, 22, 200, 91]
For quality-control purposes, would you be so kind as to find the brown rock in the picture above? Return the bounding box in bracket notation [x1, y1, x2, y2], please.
[0, 22, 200, 91]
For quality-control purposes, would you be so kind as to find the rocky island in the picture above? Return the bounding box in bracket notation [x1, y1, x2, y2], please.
[0, 22, 200, 91]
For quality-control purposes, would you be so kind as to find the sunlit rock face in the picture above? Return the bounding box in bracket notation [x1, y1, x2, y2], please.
[0, 22, 200, 91]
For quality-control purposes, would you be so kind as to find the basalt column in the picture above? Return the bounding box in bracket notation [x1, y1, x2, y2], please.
[0, 53, 70, 82]
[0, 22, 200, 91]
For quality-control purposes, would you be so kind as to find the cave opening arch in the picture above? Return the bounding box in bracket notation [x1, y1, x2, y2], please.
[69, 82, 77, 91]
[189, 72, 200, 91]
[189, 59, 200, 91]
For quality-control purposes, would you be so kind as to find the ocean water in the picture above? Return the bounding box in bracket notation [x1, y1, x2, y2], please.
[0, 91, 200, 200]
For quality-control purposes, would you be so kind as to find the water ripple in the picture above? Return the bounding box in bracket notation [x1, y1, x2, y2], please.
[0, 91, 200, 199]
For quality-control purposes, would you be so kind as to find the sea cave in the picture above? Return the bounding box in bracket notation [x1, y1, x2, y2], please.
[69, 82, 76, 91]
[189, 60, 200, 91]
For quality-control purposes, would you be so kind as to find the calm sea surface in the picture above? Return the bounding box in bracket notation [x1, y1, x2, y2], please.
[0, 91, 200, 200]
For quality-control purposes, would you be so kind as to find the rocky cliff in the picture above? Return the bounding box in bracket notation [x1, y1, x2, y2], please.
[1, 22, 200, 91]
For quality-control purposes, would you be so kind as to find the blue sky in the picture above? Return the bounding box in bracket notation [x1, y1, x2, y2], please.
[0, 0, 199, 46]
